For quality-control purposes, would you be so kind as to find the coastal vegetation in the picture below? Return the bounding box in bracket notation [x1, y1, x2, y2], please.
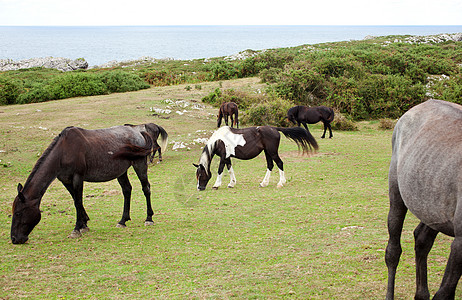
[1, 34, 461, 123]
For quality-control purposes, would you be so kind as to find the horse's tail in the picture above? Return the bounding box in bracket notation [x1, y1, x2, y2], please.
[157, 125, 169, 153]
[113, 131, 153, 160]
[326, 107, 335, 123]
[275, 126, 319, 153]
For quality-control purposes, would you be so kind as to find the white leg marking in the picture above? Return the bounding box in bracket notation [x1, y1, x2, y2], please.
[213, 172, 223, 189]
[277, 169, 286, 188]
[228, 166, 237, 188]
[260, 169, 271, 187]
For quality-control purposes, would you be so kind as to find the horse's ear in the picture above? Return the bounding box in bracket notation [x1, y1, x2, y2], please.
[193, 163, 199, 168]
[17, 183, 25, 202]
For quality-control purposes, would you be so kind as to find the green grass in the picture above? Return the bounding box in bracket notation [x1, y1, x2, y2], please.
[0, 78, 459, 299]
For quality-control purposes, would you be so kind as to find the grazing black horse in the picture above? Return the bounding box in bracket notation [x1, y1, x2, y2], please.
[386, 99, 462, 299]
[124, 123, 168, 162]
[287, 105, 335, 138]
[217, 102, 239, 128]
[194, 126, 318, 190]
[11, 124, 160, 244]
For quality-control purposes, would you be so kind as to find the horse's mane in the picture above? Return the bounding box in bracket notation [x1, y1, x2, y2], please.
[24, 126, 73, 187]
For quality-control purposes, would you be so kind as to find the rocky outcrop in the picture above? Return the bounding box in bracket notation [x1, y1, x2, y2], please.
[0, 57, 88, 72]
[365, 32, 462, 44]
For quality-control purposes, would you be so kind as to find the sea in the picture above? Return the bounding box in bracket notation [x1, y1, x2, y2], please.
[0, 25, 461, 67]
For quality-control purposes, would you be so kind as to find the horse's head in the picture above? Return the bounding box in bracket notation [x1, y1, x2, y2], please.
[193, 163, 211, 191]
[11, 183, 41, 244]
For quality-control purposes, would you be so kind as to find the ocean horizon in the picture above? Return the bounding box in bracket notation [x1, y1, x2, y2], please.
[1, 25, 461, 66]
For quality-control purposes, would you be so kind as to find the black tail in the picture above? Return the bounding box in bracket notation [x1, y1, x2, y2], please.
[113, 131, 153, 160]
[326, 107, 335, 123]
[276, 126, 319, 153]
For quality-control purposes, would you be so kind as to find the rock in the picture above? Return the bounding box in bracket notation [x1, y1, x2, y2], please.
[0, 57, 88, 72]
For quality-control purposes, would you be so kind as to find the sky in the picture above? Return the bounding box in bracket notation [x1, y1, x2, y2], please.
[0, 0, 461, 26]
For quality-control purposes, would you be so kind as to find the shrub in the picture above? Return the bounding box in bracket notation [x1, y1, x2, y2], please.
[100, 71, 149, 93]
[331, 112, 358, 131]
[0, 77, 23, 105]
[379, 118, 397, 130]
[45, 73, 108, 100]
[241, 98, 294, 127]
[201, 88, 222, 106]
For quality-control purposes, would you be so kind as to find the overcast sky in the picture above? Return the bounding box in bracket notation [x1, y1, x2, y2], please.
[0, 0, 461, 26]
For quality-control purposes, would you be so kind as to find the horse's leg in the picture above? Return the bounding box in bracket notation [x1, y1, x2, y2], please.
[213, 157, 226, 189]
[235, 112, 239, 128]
[260, 150, 274, 187]
[271, 153, 286, 188]
[224, 114, 229, 126]
[321, 121, 328, 139]
[133, 160, 154, 226]
[433, 204, 462, 300]
[153, 140, 162, 162]
[327, 122, 333, 138]
[63, 176, 89, 238]
[414, 222, 438, 300]
[302, 122, 311, 134]
[230, 114, 234, 128]
[385, 175, 408, 300]
[116, 171, 132, 228]
[225, 159, 236, 188]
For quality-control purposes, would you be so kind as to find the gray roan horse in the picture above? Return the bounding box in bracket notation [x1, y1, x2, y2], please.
[11, 123, 167, 244]
[386, 99, 462, 299]
[287, 105, 335, 138]
[194, 126, 318, 190]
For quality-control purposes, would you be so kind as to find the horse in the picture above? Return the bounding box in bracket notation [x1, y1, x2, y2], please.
[194, 125, 318, 190]
[287, 105, 335, 138]
[124, 123, 168, 162]
[217, 102, 239, 128]
[11, 124, 160, 244]
[386, 99, 462, 299]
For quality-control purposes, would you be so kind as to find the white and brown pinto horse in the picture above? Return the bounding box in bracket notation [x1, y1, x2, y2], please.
[194, 126, 318, 190]
[386, 99, 462, 299]
[11, 124, 164, 244]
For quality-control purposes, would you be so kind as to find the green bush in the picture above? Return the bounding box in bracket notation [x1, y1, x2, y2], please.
[242, 98, 294, 127]
[100, 71, 149, 93]
[201, 88, 222, 106]
[0, 77, 23, 105]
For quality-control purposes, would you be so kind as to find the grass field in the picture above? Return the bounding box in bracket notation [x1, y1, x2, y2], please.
[0, 77, 459, 299]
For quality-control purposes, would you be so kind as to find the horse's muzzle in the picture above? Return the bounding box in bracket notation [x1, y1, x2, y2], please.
[197, 186, 206, 191]
[11, 235, 28, 244]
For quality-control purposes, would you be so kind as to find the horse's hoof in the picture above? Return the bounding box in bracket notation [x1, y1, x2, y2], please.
[212, 186, 219, 190]
[259, 184, 267, 188]
[80, 227, 90, 234]
[68, 230, 82, 239]
[116, 223, 126, 228]
[144, 221, 154, 226]
[277, 184, 284, 188]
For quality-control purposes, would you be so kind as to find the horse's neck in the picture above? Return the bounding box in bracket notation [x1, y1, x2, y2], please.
[199, 145, 214, 171]
[22, 151, 59, 203]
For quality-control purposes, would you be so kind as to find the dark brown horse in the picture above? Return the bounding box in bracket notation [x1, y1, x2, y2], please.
[124, 123, 168, 162]
[287, 105, 335, 138]
[217, 102, 239, 128]
[194, 126, 318, 190]
[11, 124, 160, 244]
[386, 99, 462, 299]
